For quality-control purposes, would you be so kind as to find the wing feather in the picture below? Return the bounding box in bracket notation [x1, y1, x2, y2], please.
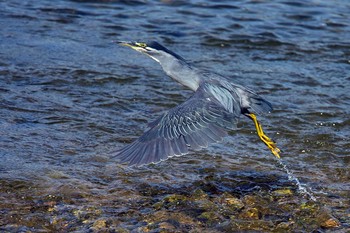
[114, 85, 238, 166]
[170, 139, 181, 156]
[184, 134, 200, 150]
[177, 135, 188, 154]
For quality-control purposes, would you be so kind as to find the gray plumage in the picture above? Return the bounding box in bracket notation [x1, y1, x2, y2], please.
[115, 41, 273, 166]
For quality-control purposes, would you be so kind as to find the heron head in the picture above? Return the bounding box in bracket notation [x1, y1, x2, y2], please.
[116, 41, 183, 63]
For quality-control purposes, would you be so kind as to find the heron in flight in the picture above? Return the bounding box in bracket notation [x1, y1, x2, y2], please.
[115, 41, 280, 166]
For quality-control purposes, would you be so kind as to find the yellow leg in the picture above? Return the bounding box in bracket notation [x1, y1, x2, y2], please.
[247, 113, 281, 159]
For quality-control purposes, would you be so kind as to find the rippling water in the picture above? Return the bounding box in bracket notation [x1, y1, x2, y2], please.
[1, 0, 349, 231]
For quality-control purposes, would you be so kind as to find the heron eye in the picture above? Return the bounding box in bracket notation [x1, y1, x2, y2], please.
[136, 42, 147, 48]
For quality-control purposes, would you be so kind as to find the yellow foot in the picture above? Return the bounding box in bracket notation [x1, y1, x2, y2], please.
[247, 113, 281, 159]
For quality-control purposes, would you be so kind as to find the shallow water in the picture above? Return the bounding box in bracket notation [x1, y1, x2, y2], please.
[1, 0, 349, 231]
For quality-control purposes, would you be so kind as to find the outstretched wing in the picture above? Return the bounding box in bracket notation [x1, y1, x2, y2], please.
[114, 86, 238, 166]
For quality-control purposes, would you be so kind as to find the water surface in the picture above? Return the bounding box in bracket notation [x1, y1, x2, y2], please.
[0, 0, 349, 231]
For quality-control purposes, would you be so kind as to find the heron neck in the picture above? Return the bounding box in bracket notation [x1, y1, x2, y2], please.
[159, 59, 200, 91]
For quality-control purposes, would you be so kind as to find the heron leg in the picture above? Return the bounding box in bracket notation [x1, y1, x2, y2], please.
[247, 113, 281, 159]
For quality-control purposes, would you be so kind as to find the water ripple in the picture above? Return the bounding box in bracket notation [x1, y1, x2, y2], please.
[0, 0, 349, 231]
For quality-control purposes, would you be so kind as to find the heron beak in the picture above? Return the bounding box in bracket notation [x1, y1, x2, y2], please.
[116, 41, 134, 48]
[115, 41, 148, 52]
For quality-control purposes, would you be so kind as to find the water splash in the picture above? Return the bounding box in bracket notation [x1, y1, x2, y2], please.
[277, 159, 317, 201]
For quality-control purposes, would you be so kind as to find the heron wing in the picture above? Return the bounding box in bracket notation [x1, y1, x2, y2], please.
[114, 87, 238, 166]
[232, 84, 273, 115]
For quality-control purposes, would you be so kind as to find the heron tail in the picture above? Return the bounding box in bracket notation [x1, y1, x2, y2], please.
[234, 86, 273, 115]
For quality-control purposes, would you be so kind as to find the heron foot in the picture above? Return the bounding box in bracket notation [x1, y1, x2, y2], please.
[247, 113, 281, 159]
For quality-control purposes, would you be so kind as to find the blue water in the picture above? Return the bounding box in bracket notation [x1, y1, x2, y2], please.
[0, 0, 349, 231]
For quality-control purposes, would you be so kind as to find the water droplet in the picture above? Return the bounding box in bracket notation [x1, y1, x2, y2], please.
[277, 159, 317, 201]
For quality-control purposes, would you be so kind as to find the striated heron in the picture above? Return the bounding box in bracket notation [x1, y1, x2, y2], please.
[115, 41, 280, 166]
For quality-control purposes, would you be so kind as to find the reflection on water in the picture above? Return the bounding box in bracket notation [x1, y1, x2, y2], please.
[0, 0, 349, 231]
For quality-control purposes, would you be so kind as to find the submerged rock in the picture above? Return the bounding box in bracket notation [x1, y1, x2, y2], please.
[321, 218, 340, 228]
[228, 219, 275, 231]
[191, 188, 209, 200]
[91, 219, 107, 230]
[272, 188, 293, 197]
[318, 211, 341, 229]
[214, 192, 244, 210]
[198, 211, 222, 225]
[143, 210, 198, 229]
[238, 207, 260, 220]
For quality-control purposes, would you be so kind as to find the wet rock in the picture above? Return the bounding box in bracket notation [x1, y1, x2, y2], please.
[73, 207, 102, 222]
[198, 211, 222, 225]
[153, 201, 164, 210]
[242, 194, 268, 207]
[115, 228, 129, 233]
[318, 211, 341, 229]
[238, 207, 260, 220]
[158, 221, 176, 230]
[91, 219, 107, 230]
[138, 226, 151, 232]
[191, 188, 208, 200]
[144, 210, 197, 226]
[164, 194, 188, 203]
[272, 188, 293, 197]
[276, 199, 299, 213]
[73, 209, 85, 219]
[321, 218, 340, 228]
[290, 202, 342, 231]
[299, 201, 318, 211]
[225, 197, 244, 208]
[229, 219, 275, 231]
[153, 194, 189, 210]
[215, 192, 244, 210]
[47, 170, 70, 179]
[49, 217, 70, 231]
[194, 199, 217, 211]
[275, 221, 295, 231]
